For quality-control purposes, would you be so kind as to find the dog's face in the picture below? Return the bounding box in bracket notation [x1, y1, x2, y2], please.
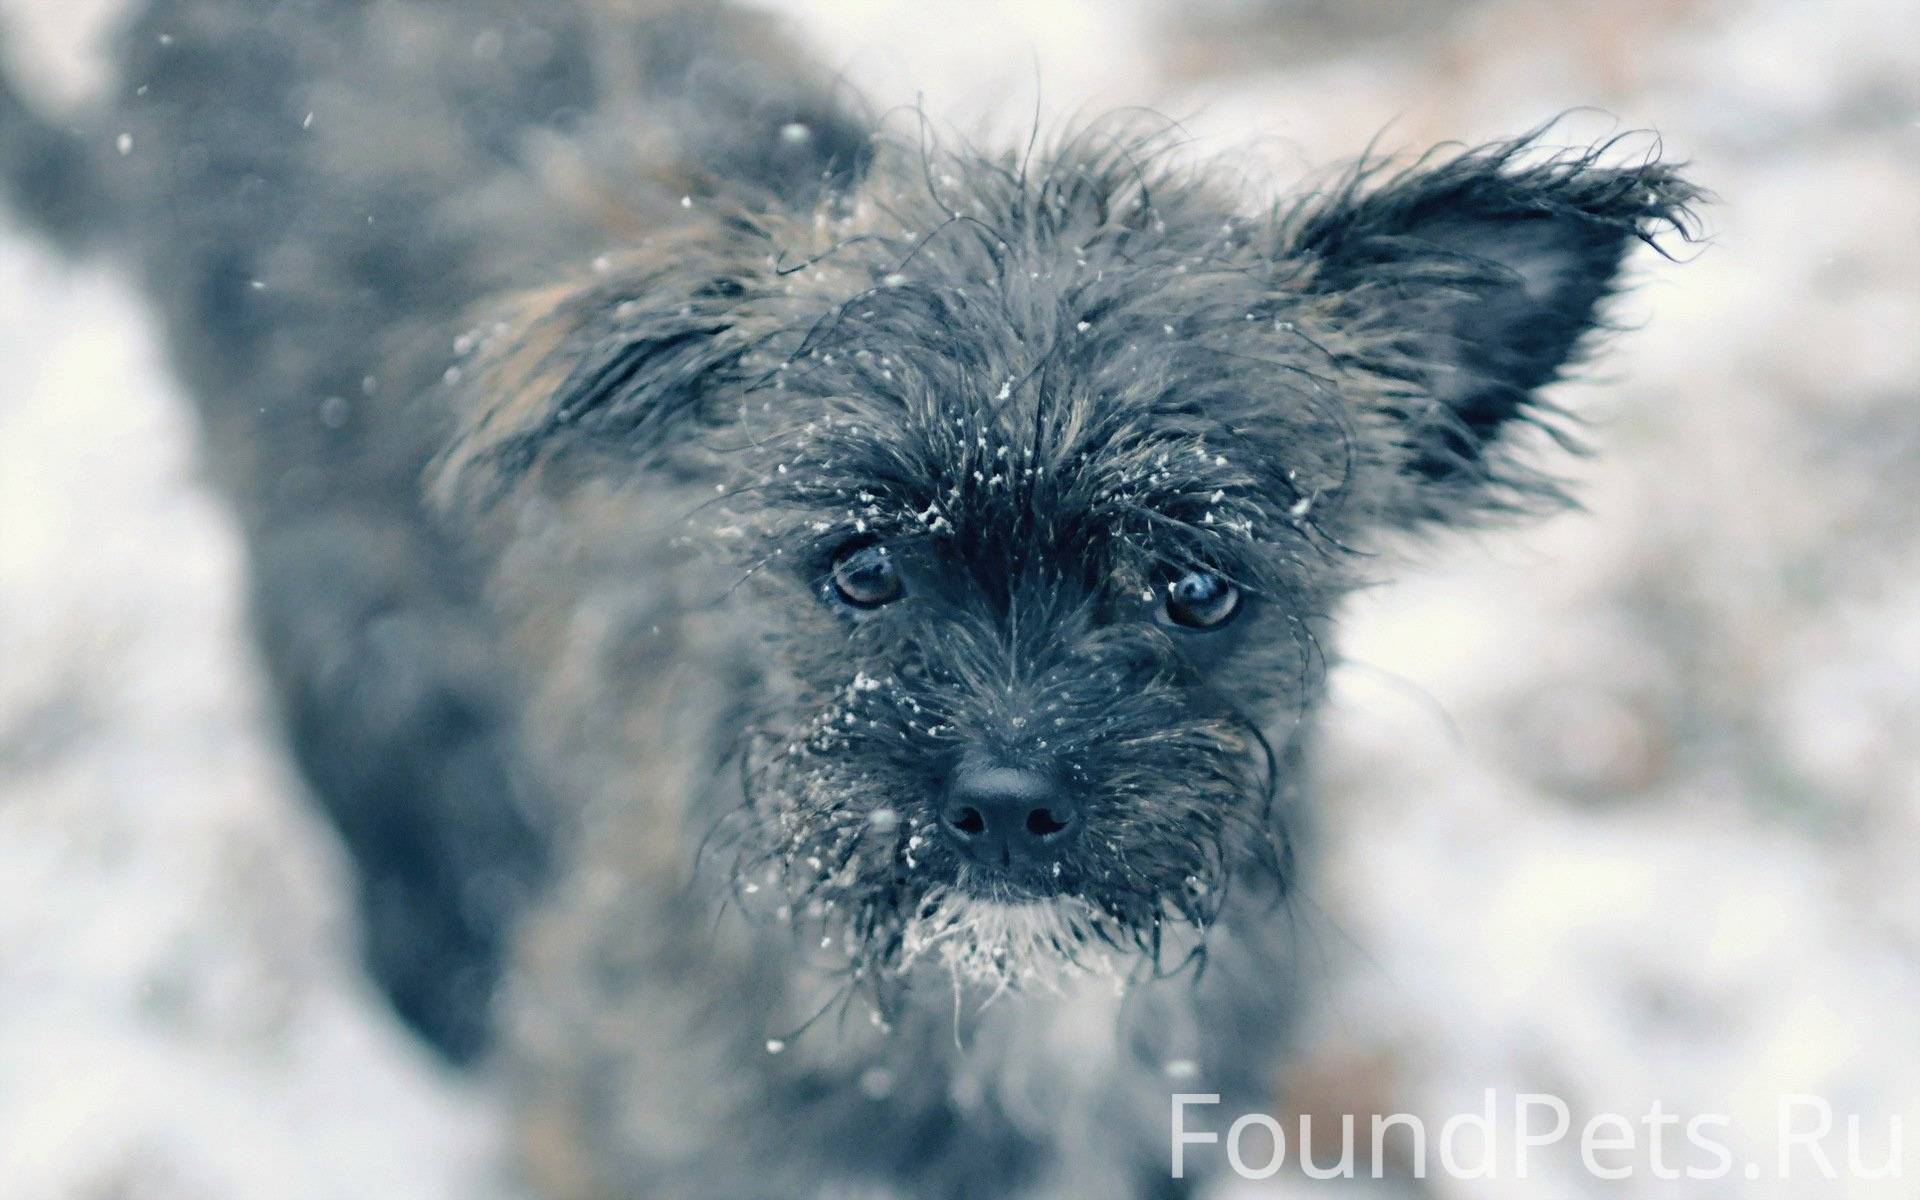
[722, 193, 1353, 991]
[442, 128, 1697, 995]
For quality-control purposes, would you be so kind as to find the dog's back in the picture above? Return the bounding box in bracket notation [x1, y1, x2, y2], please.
[1, 0, 866, 1060]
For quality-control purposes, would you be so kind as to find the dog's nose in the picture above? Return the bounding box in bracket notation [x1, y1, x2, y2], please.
[940, 764, 1078, 871]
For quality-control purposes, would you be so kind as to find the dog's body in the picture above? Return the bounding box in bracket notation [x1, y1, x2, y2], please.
[2, 2, 1697, 1195]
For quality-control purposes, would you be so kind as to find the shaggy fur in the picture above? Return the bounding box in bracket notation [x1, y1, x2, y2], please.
[1, 2, 1699, 1196]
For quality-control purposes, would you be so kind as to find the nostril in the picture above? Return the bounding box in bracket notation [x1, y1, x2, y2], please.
[942, 763, 1077, 867]
[1025, 806, 1069, 838]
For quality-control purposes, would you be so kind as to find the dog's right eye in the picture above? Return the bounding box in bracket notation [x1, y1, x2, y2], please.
[828, 542, 904, 609]
[1162, 569, 1241, 630]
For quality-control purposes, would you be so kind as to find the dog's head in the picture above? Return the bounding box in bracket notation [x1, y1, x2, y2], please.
[440, 123, 1698, 996]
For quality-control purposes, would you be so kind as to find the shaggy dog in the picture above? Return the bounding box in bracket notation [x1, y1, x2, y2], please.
[1, 1, 1698, 1195]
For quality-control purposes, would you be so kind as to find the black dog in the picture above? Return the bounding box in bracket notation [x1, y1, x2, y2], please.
[1, 2, 1698, 1195]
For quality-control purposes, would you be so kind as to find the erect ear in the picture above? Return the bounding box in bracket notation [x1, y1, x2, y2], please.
[1284, 136, 1702, 523]
[631, 1, 874, 211]
[431, 240, 768, 509]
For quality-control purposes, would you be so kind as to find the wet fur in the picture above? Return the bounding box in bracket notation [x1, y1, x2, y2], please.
[1, 2, 1699, 1196]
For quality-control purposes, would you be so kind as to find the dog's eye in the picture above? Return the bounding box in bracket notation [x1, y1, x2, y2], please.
[829, 542, 904, 609]
[1163, 569, 1240, 630]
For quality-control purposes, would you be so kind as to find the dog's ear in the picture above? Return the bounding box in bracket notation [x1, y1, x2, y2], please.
[635, 2, 873, 211]
[432, 244, 766, 508]
[1282, 138, 1701, 524]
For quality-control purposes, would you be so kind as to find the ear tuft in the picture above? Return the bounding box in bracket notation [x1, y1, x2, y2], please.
[431, 246, 765, 510]
[634, 2, 874, 211]
[1284, 132, 1705, 521]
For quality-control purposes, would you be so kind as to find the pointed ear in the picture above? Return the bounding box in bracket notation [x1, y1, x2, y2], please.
[431, 242, 766, 509]
[635, 2, 873, 211]
[1284, 137, 1703, 523]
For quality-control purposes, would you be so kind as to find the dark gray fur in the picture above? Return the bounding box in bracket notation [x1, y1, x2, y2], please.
[1, 2, 1699, 1195]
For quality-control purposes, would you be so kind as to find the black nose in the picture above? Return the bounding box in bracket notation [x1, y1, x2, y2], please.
[940, 764, 1078, 871]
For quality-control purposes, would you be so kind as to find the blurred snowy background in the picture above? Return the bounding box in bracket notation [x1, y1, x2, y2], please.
[1, 1, 1915, 1196]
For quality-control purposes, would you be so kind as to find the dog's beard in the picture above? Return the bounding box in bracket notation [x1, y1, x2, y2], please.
[724, 801, 1177, 1000]
[898, 888, 1131, 998]
[733, 722, 1266, 1002]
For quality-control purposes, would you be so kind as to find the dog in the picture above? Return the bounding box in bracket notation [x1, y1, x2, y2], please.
[1, 1, 1699, 1195]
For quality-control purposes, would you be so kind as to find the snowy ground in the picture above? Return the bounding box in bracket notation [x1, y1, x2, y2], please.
[2, 1, 1916, 1197]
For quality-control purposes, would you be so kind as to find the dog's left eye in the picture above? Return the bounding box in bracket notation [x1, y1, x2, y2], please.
[1162, 569, 1241, 630]
[828, 542, 904, 609]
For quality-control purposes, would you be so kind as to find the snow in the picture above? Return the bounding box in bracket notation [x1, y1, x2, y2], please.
[0, 226, 508, 1197]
